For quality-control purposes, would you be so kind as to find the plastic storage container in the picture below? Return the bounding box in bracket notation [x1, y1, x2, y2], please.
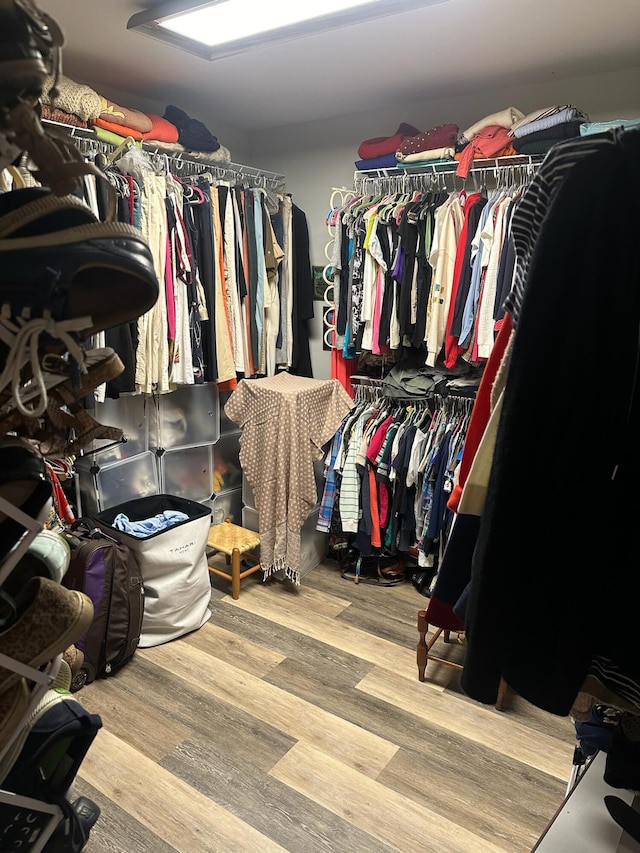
[76, 450, 159, 516]
[148, 384, 219, 450]
[205, 488, 243, 526]
[159, 444, 213, 504]
[212, 431, 242, 495]
[90, 393, 151, 463]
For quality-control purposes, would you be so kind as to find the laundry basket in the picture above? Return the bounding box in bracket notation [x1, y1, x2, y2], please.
[94, 494, 212, 647]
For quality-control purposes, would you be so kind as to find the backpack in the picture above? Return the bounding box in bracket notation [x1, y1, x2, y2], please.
[61, 519, 144, 690]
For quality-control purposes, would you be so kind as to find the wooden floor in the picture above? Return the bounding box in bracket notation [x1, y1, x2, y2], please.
[74, 560, 575, 853]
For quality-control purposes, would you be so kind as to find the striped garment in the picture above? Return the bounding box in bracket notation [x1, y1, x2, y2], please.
[316, 426, 344, 533]
[504, 130, 620, 327]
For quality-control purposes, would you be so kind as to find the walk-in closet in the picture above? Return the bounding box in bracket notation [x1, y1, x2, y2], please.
[1, 1, 640, 851]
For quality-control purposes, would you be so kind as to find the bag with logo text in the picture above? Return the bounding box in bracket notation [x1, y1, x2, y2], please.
[93, 494, 212, 648]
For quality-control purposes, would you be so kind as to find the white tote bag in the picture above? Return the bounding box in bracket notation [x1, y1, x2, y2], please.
[95, 495, 212, 647]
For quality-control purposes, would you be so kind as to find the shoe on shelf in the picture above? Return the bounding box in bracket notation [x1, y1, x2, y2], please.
[0, 660, 71, 783]
[2, 528, 71, 599]
[0, 347, 125, 457]
[0, 0, 63, 110]
[0, 575, 93, 698]
[0, 435, 51, 566]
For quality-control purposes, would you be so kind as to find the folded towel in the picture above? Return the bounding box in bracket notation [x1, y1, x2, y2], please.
[40, 103, 87, 128]
[357, 122, 421, 160]
[397, 123, 458, 156]
[41, 73, 102, 121]
[355, 152, 399, 170]
[93, 126, 141, 148]
[99, 97, 153, 133]
[461, 107, 524, 144]
[396, 146, 455, 163]
[580, 117, 640, 136]
[510, 104, 573, 133]
[143, 114, 180, 144]
[164, 105, 220, 152]
[512, 119, 584, 151]
[92, 116, 144, 140]
[397, 157, 456, 170]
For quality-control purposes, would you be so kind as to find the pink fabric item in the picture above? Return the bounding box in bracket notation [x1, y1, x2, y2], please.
[455, 125, 513, 179]
[358, 122, 421, 160]
[398, 123, 458, 156]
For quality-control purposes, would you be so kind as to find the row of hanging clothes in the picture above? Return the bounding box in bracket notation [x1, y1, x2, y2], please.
[10, 128, 315, 398]
[327, 161, 540, 371]
[316, 377, 473, 568]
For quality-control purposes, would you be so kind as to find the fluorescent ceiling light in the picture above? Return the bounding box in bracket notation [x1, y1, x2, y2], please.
[128, 0, 448, 61]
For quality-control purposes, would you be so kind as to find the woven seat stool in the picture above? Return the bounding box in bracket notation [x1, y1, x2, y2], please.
[206, 518, 262, 600]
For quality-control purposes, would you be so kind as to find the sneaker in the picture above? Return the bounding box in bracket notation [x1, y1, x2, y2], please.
[0, 575, 93, 697]
[0, 660, 71, 784]
[2, 528, 71, 599]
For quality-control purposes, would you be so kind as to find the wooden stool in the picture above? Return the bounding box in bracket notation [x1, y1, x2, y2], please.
[417, 609, 508, 711]
[206, 519, 262, 600]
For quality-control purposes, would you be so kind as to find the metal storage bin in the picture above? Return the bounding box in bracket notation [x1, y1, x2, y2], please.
[76, 450, 159, 516]
[149, 384, 219, 450]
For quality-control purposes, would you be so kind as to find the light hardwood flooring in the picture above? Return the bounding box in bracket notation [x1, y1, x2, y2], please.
[74, 560, 575, 853]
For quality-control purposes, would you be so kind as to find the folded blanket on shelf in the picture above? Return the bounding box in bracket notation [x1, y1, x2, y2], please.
[98, 97, 152, 133]
[41, 72, 102, 121]
[357, 122, 421, 160]
[143, 114, 180, 144]
[40, 104, 87, 128]
[397, 123, 458, 156]
[511, 106, 588, 138]
[93, 126, 142, 148]
[93, 116, 144, 140]
[512, 119, 584, 151]
[453, 143, 517, 164]
[164, 105, 220, 152]
[580, 117, 640, 136]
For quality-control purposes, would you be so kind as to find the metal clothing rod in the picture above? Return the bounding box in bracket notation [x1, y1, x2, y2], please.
[41, 118, 287, 190]
[353, 154, 542, 195]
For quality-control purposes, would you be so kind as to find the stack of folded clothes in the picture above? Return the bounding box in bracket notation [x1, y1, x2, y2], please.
[395, 122, 458, 168]
[40, 73, 232, 164]
[509, 105, 589, 155]
[454, 106, 524, 178]
[355, 122, 420, 170]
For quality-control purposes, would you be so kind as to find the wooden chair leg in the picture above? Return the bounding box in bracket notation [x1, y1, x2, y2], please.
[231, 547, 241, 600]
[417, 610, 428, 681]
[495, 677, 508, 712]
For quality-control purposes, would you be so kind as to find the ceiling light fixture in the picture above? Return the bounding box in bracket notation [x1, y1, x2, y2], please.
[128, 0, 448, 61]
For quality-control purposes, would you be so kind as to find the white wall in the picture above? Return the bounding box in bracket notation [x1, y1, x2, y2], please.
[250, 64, 640, 378]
